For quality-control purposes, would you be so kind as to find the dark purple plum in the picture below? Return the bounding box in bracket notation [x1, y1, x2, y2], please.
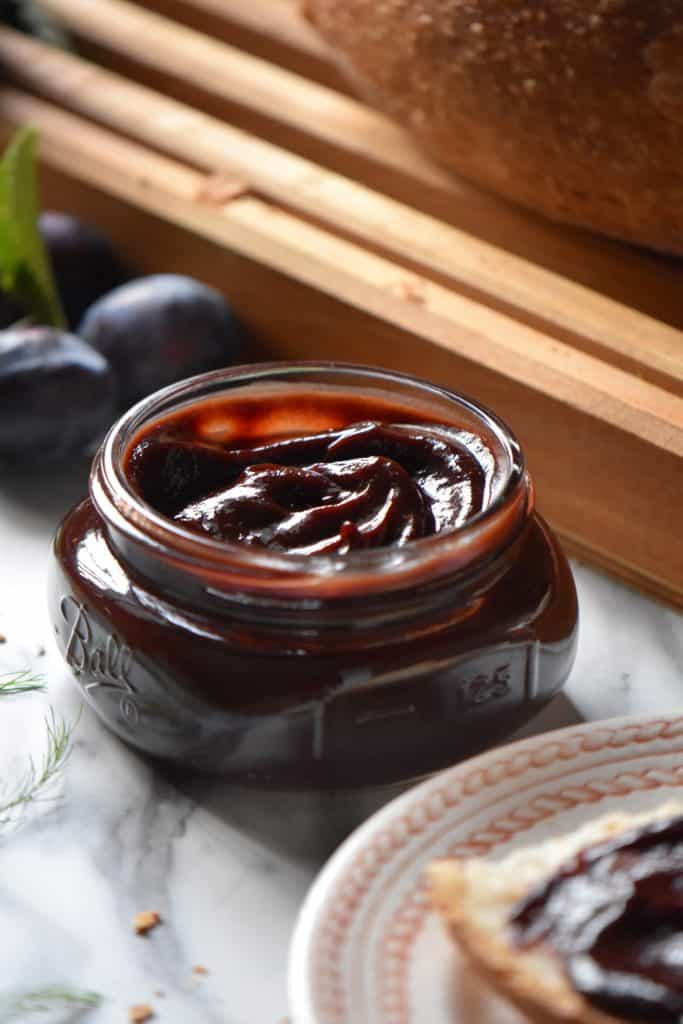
[0, 327, 118, 463]
[39, 211, 130, 328]
[0, 211, 129, 329]
[78, 274, 246, 409]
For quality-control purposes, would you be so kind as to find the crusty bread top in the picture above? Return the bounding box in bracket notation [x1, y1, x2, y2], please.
[305, 0, 683, 253]
[428, 800, 683, 1024]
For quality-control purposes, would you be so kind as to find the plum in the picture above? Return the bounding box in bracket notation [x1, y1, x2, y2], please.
[0, 327, 118, 463]
[79, 274, 246, 409]
[39, 211, 129, 328]
[0, 211, 128, 329]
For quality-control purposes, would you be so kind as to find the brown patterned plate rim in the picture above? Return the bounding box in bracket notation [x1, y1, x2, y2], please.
[288, 711, 683, 1024]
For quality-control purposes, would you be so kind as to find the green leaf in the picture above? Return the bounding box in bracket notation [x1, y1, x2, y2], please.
[0, 127, 66, 328]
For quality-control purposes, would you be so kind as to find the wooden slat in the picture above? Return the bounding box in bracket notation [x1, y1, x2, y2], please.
[3, 91, 680, 445]
[152, 0, 327, 59]
[0, 90, 681, 607]
[39, 0, 683, 341]
[2, 24, 683, 398]
[8, 84, 669, 434]
[37, 0, 469, 193]
[144, 0, 347, 91]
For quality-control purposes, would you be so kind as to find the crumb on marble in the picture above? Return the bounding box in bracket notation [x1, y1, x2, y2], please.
[192, 964, 209, 976]
[37, 645, 46, 657]
[133, 910, 162, 935]
[154, 990, 165, 998]
[129, 1006, 154, 1023]
[0, 634, 6, 644]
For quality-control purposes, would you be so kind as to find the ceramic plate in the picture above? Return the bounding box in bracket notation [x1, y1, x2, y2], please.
[289, 712, 683, 1024]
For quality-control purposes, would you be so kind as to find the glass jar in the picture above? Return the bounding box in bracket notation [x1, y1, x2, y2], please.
[48, 363, 578, 788]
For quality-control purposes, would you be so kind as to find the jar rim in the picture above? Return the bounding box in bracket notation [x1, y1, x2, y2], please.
[91, 362, 530, 597]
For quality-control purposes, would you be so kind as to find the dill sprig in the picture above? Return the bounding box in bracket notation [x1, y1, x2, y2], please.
[0, 681, 101, 1013]
[0, 670, 45, 696]
[0, 985, 102, 1020]
[0, 709, 75, 830]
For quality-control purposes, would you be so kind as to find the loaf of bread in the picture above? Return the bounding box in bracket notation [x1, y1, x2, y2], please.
[428, 801, 683, 1024]
[304, 1, 683, 254]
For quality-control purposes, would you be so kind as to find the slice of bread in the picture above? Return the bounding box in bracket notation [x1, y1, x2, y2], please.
[428, 801, 683, 1024]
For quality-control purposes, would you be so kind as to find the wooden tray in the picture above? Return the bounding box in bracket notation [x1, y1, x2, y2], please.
[0, 0, 681, 606]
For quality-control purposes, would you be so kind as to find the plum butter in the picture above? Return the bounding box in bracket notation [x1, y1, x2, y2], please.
[127, 418, 493, 553]
[49, 363, 578, 786]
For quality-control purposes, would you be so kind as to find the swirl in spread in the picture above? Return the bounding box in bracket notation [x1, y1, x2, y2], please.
[511, 814, 683, 1023]
[127, 419, 491, 554]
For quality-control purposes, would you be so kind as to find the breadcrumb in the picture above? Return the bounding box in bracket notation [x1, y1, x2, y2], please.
[129, 1006, 154, 1023]
[133, 910, 161, 935]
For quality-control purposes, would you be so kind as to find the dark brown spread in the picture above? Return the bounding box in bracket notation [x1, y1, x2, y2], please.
[126, 409, 494, 554]
[511, 814, 683, 1023]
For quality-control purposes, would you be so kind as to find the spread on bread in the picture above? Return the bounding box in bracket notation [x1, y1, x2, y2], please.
[511, 813, 683, 1023]
[429, 802, 683, 1024]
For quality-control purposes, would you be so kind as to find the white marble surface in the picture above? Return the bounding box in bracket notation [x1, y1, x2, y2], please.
[0, 459, 681, 1023]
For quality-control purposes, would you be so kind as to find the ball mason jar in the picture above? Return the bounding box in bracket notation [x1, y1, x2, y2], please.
[49, 363, 578, 788]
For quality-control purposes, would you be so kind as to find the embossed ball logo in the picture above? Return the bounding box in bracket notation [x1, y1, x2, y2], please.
[59, 595, 139, 728]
